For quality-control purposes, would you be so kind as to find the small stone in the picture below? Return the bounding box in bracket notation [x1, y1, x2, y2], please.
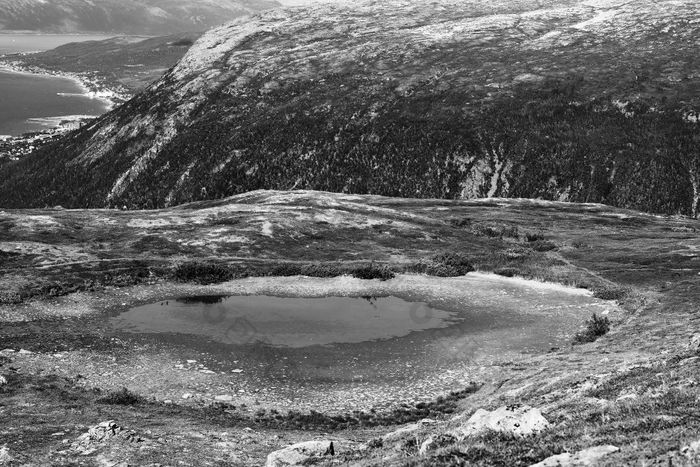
[0, 349, 14, 354]
[164, 400, 173, 404]
[232, 369, 244, 373]
[530, 445, 619, 466]
[419, 434, 456, 455]
[681, 439, 700, 459]
[689, 335, 700, 353]
[187, 360, 197, 364]
[615, 393, 638, 402]
[0, 376, 7, 386]
[215, 395, 234, 402]
[18, 349, 33, 355]
[265, 440, 338, 467]
[0, 446, 13, 465]
[451, 405, 550, 439]
[182, 393, 193, 399]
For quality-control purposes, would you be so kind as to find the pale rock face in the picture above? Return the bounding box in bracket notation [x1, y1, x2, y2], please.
[0, 447, 13, 465]
[382, 418, 438, 443]
[451, 404, 550, 438]
[265, 440, 337, 467]
[530, 445, 620, 467]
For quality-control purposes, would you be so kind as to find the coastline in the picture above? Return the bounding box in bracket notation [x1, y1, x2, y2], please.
[0, 57, 130, 115]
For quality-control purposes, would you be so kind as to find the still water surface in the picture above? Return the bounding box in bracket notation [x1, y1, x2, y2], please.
[0, 34, 114, 136]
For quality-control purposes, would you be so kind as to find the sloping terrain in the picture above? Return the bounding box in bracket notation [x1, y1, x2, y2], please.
[0, 0, 698, 214]
[0, 191, 699, 465]
[0, 0, 280, 35]
[2, 33, 202, 94]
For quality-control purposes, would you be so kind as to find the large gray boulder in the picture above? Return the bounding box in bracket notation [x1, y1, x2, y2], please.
[265, 440, 337, 467]
[530, 445, 619, 466]
[451, 404, 550, 439]
[0, 447, 13, 465]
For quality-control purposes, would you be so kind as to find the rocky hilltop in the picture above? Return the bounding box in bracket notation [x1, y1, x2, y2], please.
[0, 0, 279, 35]
[0, 0, 698, 214]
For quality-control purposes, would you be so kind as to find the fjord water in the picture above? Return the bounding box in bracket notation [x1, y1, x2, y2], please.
[0, 71, 107, 135]
[0, 34, 113, 136]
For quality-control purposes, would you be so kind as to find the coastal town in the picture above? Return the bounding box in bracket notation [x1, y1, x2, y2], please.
[0, 118, 92, 164]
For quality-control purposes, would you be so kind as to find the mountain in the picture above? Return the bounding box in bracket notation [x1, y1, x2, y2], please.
[0, 0, 280, 35]
[5, 33, 202, 93]
[0, 0, 698, 215]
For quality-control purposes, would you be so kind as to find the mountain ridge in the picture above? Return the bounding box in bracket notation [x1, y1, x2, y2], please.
[0, 0, 698, 216]
[0, 0, 280, 35]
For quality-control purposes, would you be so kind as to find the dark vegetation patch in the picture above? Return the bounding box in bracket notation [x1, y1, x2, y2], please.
[528, 240, 558, 252]
[471, 223, 520, 239]
[173, 261, 235, 284]
[98, 387, 144, 405]
[410, 252, 476, 277]
[592, 285, 630, 301]
[525, 232, 546, 243]
[251, 384, 481, 430]
[573, 313, 611, 344]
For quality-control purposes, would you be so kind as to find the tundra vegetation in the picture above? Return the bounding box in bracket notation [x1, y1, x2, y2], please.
[0, 191, 698, 465]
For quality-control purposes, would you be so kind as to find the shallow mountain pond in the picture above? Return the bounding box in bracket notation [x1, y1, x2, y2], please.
[102, 275, 618, 409]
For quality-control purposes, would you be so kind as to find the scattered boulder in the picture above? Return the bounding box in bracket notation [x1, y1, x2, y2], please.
[419, 434, 457, 456]
[681, 439, 700, 460]
[0, 376, 7, 387]
[265, 440, 337, 467]
[530, 445, 619, 466]
[215, 395, 234, 402]
[688, 334, 700, 353]
[383, 419, 437, 443]
[0, 446, 13, 465]
[71, 421, 142, 455]
[451, 405, 550, 439]
[18, 349, 33, 355]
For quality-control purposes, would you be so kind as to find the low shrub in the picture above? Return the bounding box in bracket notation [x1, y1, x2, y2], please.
[174, 261, 233, 284]
[525, 232, 546, 242]
[431, 252, 475, 276]
[573, 313, 611, 344]
[472, 223, 519, 239]
[98, 387, 143, 405]
[351, 263, 395, 281]
[592, 286, 628, 301]
[528, 240, 558, 252]
[494, 268, 519, 277]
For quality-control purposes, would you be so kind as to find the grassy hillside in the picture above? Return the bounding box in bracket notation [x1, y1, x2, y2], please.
[0, 191, 699, 465]
[0, 0, 698, 215]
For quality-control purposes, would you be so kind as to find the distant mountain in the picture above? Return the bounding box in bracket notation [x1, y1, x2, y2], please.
[0, 0, 280, 35]
[7, 33, 202, 93]
[0, 0, 698, 216]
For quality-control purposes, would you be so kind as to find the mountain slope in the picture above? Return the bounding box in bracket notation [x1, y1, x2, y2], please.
[0, 0, 279, 35]
[0, 0, 699, 214]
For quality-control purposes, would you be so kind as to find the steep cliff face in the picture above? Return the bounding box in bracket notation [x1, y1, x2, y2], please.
[0, 0, 279, 35]
[1, 0, 698, 214]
